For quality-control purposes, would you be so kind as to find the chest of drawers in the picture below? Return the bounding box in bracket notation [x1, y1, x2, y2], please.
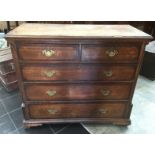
[6, 24, 152, 127]
[0, 47, 18, 92]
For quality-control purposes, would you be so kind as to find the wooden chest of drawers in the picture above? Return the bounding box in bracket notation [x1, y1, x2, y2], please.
[6, 24, 152, 127]
[0, 47, 18, 92]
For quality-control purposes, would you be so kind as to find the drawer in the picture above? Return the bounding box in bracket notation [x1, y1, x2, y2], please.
[0, 76, 18, 92]
[22, 64, 136, 81]
[18, 44, 79, 61]
[0, 71, 17, 83]
[82, 43, 140, 62]
[25, 83, 131, 101]
[28, 103, 126, 119]
[0, 60, 15, 74]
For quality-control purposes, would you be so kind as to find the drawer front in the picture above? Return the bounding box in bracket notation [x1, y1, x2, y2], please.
[0, 71, 16, 83]
[28, 103, 126, 119]
[22, 64, 136, 81]
[18, 44, 79, 61]
[0, 76, 18, 92]
[25, 83, 131, 101]
[82, 43, 140, 62]
[0, 61, 15, 74]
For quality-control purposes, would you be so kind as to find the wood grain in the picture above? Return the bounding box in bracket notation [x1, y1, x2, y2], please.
[82, 44, 140, 62]
[6, 23, 152, 39]
[22, 64, 136, 81]
[18, 44, 79, 61]
[24, 83, 132, 101]
[28, 103, 126, 119]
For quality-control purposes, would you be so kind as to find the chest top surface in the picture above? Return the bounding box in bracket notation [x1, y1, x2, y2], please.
[6, 23, 152, 39]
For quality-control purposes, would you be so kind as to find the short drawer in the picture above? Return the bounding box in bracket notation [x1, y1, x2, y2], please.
[25, 83, 131, 101]
[82, 43, 140, 62]
[22, 64, 136, 81]
[18, 44, 79, 61]
[28, 103, 126, 119]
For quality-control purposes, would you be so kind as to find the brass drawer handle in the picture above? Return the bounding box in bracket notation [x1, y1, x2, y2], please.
[105, 49, 118, 57]
[42, 49, 55, 57]
[46, 90, 57, 97]
[48, 109, 58, 115]
[101, 90, 110, 96]
[103, 70, 113, 77]
[44, 71, 56, 78]
[98, 108, 107, 114]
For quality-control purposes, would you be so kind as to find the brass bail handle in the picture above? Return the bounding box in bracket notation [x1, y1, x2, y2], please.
[42, 49, 55, 57]
[103, 70, 113, 77]
[105, 49, 118, 57]
[48, 109, 58, 115]
[98, 108, 108, 114]
[46, 90, 57, 97]
[101, 90, 111, 96]
[44, 70, 56, 78]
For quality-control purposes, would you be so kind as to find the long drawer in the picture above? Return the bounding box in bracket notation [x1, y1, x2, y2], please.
[22, 64, 136, 81]
[18, 44, 79, 61]
[24, 83, 132, 101]
[28, 103, 126, 119]
[82, 43, 140, 63]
